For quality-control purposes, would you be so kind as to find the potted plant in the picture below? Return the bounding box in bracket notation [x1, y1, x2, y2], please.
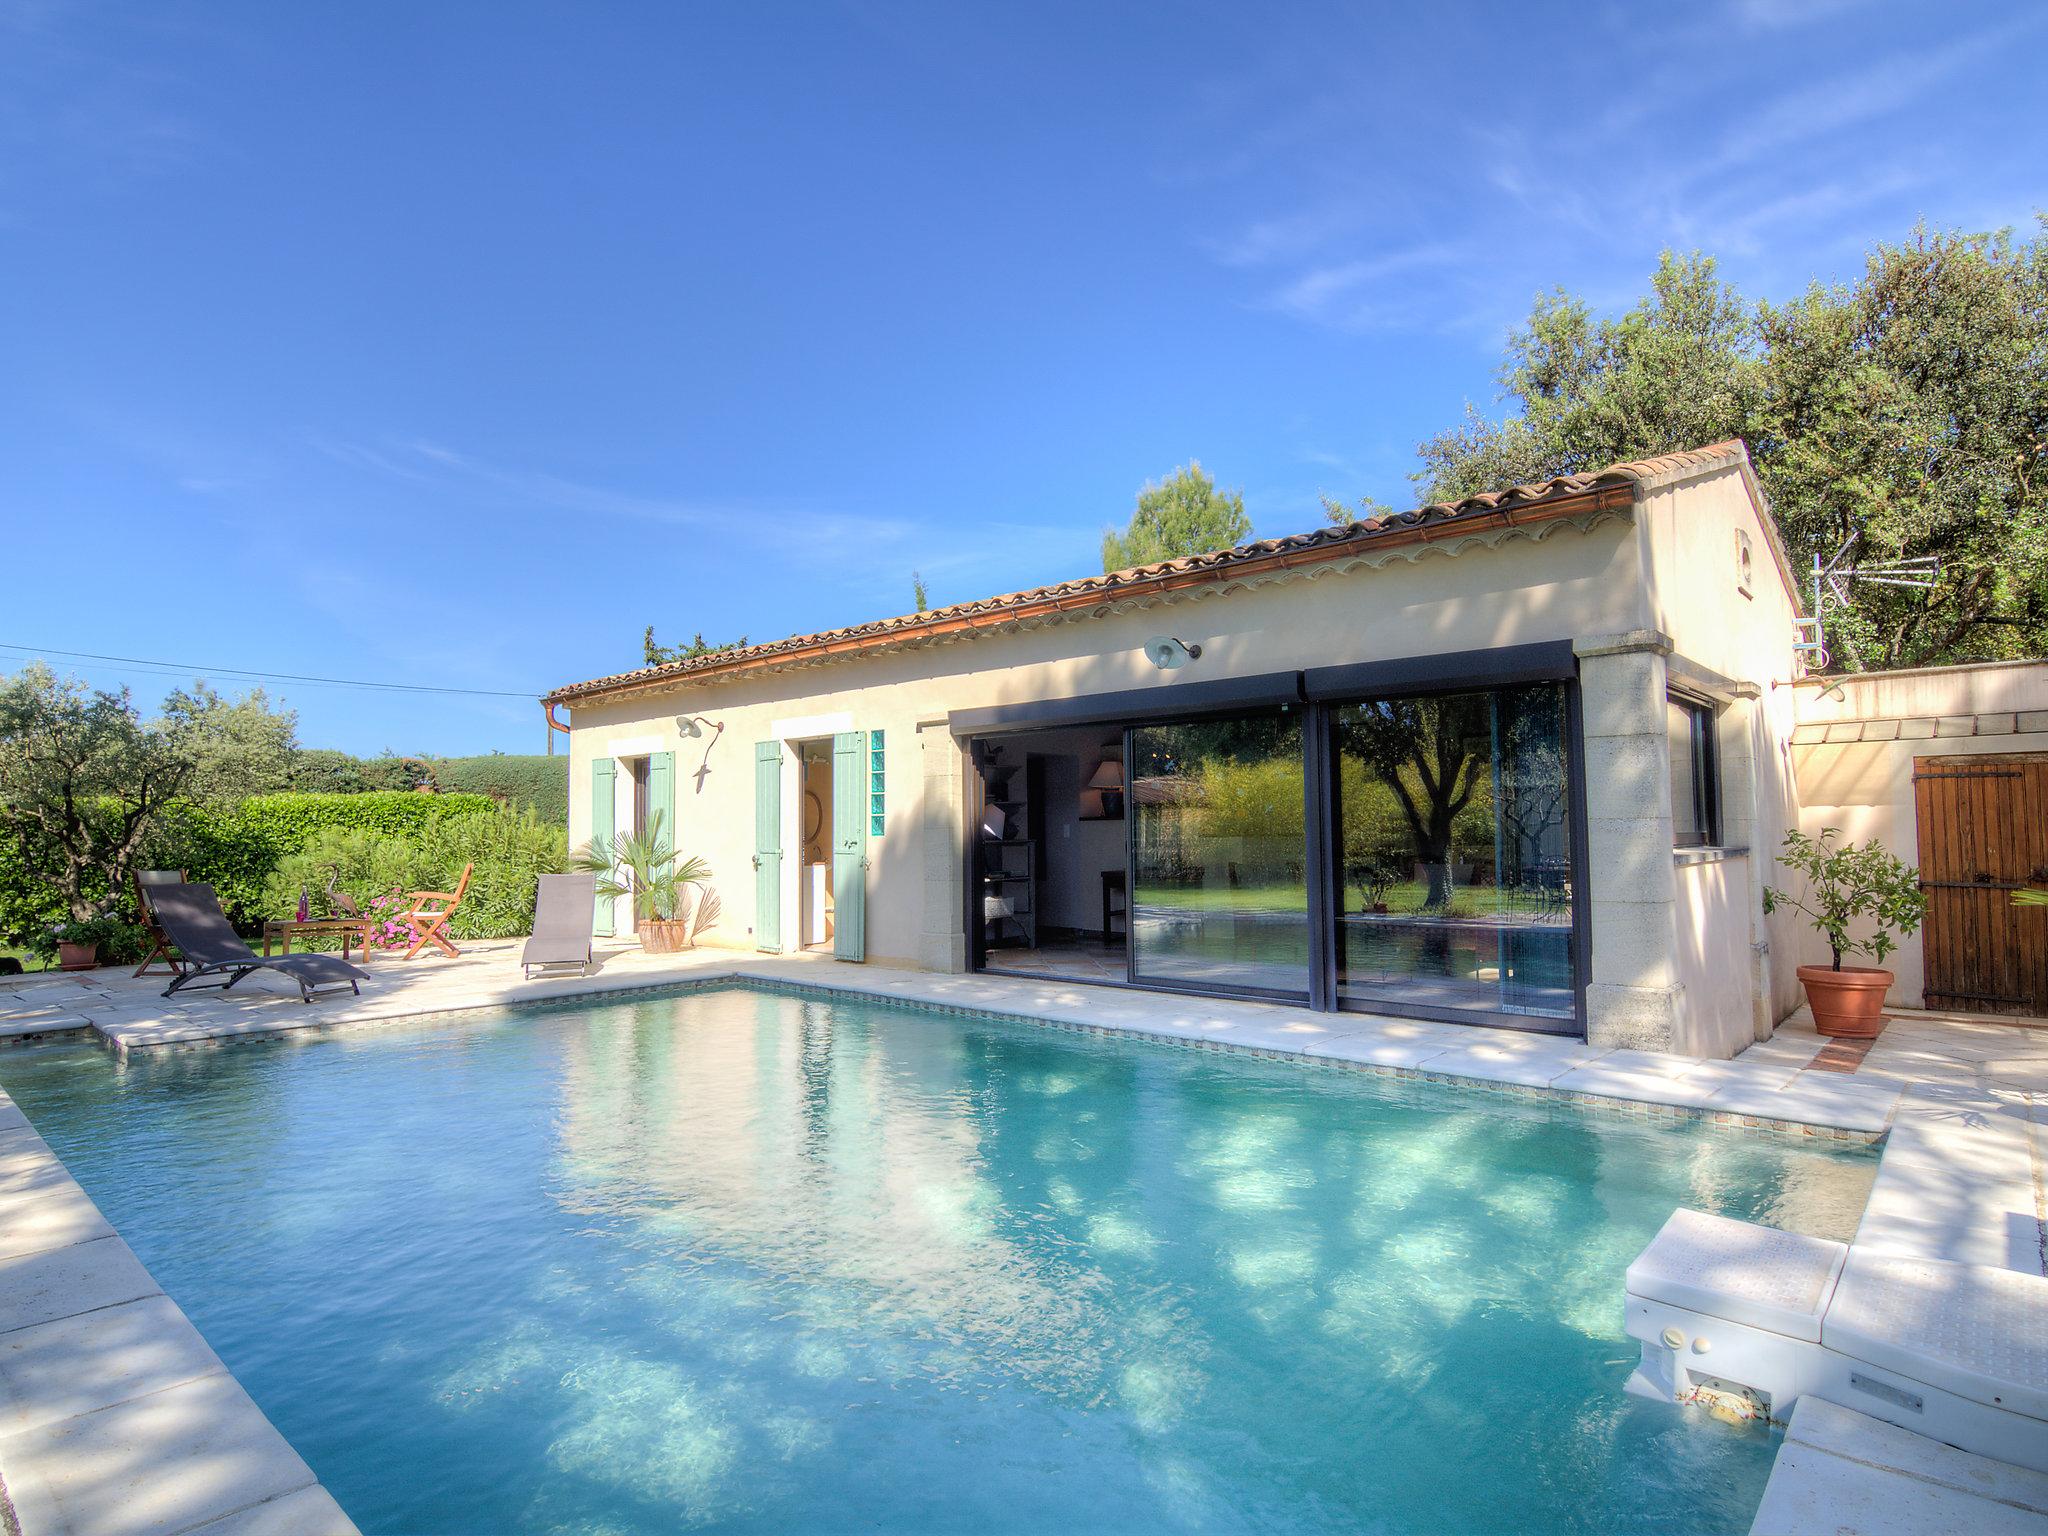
[573, 811, 710, 954]
[36, 912, 144, 972]
[1762, 829, 1926, 1038]
[1347, 857, 1396, 915]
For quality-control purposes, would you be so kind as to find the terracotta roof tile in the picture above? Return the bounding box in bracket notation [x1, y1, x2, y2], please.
[543, 439, 1750, 704]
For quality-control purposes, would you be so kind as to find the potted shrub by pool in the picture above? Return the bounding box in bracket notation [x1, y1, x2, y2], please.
[573, 810, 710, 953]
[1762, 829, 1926, 1038]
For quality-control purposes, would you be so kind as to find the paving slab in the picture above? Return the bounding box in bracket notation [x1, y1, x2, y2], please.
[0, 1370, 321, 1536]
[0, 1237, 160, 1336]
[1751, 1437, 2048, 1535]
[1415, 1037, 1611, 1089]
[1551, 1057, 1719, 1109]
[1703, 1074, 1900, 1134]
[1787, 1395, 2048, 1511]
[0, 1183, 116, 1261]
[181, 1484, 361, 1535]
[0, 1295, 226, 1437]
[1299, 1025, 1461, 1071]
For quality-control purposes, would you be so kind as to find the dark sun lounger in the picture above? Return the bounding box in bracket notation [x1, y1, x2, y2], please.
[151, 883, 366, 1002]
[522, 873, 597, 979]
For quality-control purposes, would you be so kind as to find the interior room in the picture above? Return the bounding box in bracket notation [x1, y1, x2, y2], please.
[970, 725, 1128, 982]
[798, 739, 835, 951]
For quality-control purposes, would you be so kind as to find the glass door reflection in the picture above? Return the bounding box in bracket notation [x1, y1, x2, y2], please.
[1129, 713, 1309, 997]
[1332, 683, 1574, 1020]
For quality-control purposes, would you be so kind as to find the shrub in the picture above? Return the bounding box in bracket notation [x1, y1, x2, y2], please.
[1762, 828, 1927, 970]
[429, 754, 568, 825]
[284, 752, 437, 794]
[0, 790, 506, 944]
[262, 808, 567, 942]
[0, 835, 87, 949]
[30, 911, 149, 965]
[136, 792, 497, 930]
[231, 791, 497, 846]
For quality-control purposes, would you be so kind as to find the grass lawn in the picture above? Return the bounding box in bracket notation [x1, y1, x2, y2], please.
[0, 945, 55, 975]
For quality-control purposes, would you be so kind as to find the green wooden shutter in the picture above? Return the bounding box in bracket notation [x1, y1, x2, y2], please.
[753, 741, 782, 952]
[832, 731, 868, 962]
[589, 757, 616, 937]
[647, 751, 675, 849]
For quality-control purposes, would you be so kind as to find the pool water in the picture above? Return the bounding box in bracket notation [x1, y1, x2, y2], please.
[0, 986, 1877, 1535]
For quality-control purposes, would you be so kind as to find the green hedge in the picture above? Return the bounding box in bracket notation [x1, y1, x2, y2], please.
[159, 793, 499, 928]
[429, 755, 568, 824]
[262, 810, 568, 943]
[0, 791, 503, 944]
[231, 791, 499, 844]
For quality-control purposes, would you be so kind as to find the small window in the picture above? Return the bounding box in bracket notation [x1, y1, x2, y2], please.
[1668, 696, 1719, 848]
[1734, 528, 1754, 598]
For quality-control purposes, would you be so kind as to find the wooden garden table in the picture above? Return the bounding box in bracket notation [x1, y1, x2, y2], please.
[261, 918, 377, 963]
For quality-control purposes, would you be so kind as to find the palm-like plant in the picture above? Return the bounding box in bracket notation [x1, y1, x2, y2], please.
[572, 811, 710, 927]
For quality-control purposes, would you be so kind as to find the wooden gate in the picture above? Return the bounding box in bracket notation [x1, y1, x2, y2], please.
[1913, 754, 2048, 1014]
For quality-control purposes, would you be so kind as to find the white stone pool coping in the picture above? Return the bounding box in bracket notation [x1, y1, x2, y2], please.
[0, 1098, 358, 1534]
[0, 948, 2043, 1534]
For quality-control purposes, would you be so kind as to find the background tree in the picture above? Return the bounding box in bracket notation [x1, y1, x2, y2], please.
[1754, 224, 2048, 669]
[0, 665, 193, 921]
[1337, 696, 1488, 910]
[1102, 462, 1251, 572]
[643, 625, 748, 667]
[156, 682, 298, 802]
[1320, 491, 1395, 528]
[1392, 224, 2047, 671]
[287, 747, 372, 794]
[1414, 251, 1761, 502]
[912, 571, 930, 612]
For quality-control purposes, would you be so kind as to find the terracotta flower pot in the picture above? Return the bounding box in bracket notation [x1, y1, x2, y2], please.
[639, 919, 692, 955]
[57, 941, 99, 972]
[1796, 963, 1893, 1038]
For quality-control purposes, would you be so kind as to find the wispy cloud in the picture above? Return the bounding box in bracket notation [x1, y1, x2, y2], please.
[1187, 8, 2040, 345]
[0, 1, 212, 219]
[320, 436, 918, 548]
[1712, 23, 2024, 170]
[1264, 243, 1467, 330]
[1726, 0, 1873, 32]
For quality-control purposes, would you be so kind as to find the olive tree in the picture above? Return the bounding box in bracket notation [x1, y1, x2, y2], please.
[0, 666, 192, 923]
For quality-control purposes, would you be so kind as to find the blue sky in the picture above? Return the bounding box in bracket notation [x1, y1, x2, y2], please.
[3, 0, 2041, 754]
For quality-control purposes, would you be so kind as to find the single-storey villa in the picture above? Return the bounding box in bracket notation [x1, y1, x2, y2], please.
[542, 440, 2044, 1058]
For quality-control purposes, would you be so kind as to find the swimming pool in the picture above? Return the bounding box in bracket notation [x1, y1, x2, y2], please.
[0, 985, 1877, 1533]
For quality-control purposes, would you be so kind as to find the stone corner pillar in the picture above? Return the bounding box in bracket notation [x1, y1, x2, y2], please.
[1574, 633, 1683, 1051]
[917, 723, 970, 974]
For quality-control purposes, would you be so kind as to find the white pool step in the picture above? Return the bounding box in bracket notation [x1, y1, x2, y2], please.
[1625, 1208, 2048, 1473]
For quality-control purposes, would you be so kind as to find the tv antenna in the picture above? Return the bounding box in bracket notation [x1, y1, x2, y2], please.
[1791, 533, 1939, 671]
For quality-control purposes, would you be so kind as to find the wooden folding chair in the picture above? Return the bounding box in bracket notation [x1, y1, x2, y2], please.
[132, 869, 189, 977]
[397, 863, 473, 959]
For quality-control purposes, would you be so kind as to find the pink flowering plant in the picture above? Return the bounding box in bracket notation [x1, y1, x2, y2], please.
[362, 891, 430, 952]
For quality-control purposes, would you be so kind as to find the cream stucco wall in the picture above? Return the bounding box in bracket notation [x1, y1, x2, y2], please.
[562, 455, 1814, 1056]
[1573, 460, 1805, 1050]
[569, 511, 1653, 974]
[1790, 661, 2048, 1008]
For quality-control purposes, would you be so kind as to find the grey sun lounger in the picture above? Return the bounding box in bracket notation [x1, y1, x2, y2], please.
[522, 873, 597, 979]
[152, 883, 366, 1002]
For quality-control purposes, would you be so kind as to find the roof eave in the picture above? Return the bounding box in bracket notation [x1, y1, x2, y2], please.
[540, 482, 1633, 710]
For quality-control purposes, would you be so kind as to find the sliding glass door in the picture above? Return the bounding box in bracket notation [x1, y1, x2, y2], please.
[1129, 712, 1309, 997]
[1330, 683, 1574, 1021]
[967, 668, 1581, 1030]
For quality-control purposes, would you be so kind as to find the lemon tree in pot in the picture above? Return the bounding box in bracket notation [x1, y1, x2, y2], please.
[1762, 829, 1926, 1038]
[573, 811, 711, 954]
